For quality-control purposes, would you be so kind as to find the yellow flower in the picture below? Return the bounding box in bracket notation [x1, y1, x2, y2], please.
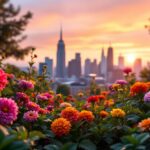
[111, 108, 125, 118]
[51, 118, 71, 137]
[77, 92, 84, 97]
[138, 118, 150, 131]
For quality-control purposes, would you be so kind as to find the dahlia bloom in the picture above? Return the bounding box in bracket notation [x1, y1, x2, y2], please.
[61, 107, 79, 123]
[115, 80, 128, 85]
[87, 96, 99, 103]
[18, 80, 34, 90]
[16, 92, 30, 106]
[78, 110, 95, 122]
[144, 92, 150, 102]
[39, 108, 49, 115]
[130, 82, 148, 95]
[123, 67, 132, 74]
[0, 98, 18, 125]
[59, 102, 72, 108]
[100, 110, 109, 118]
[23, 111, 39, 122]
[111, 108, 126, 118]
[98, 95, 106, 101]
[138, 118, 150, 131]
[104, 99, 114, 107]
[26, 101, 40, 112]
[0, 69, 8, 91]
[46, 105, 54, 111]
[36, 92, 53, 101]
[51, 118, 71, 137]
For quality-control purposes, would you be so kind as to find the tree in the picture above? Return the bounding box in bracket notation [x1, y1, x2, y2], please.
[140, 62, 150, 82]
[0, 0, 32, 59]
[56, 84, 71, 96]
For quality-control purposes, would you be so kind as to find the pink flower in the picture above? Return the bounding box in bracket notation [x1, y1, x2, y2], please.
[26, 101, 40, 112]
[36, 92, 53, 101]
[18, 80, 34, 90]
[0, 69, 8, 91]
[16, 92, 30, 106]
[0, 98, 18, 125]
[23, 111, 39, 122]
[123, 67, 132, 75]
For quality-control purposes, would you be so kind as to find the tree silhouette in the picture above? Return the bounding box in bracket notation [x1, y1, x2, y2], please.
[0, 0, 33, 59]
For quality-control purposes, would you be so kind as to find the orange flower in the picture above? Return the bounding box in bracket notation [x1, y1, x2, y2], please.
[77, 92, 84, 97]
[138, 118, 150, 131]
[104, 99, 114, 107]
[101, 91, 109, 96]
[61, 107, 79, 123]
[78, 110, 94, 122]
[51, 118, 71, 137]
[130, 82, 148, 95]
[87, 96, 99, 103]
[100, 110, 109, 118]
[146, 82, 150, 89]
[111, 108, 125, 118]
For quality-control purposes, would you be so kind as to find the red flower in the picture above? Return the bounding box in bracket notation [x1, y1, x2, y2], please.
[87, 96, 99, 103]
[123, 67, 132, 74]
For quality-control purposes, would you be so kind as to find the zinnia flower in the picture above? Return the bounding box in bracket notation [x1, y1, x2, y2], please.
[104, 99, 114, 107]
[0, 69, 8, 91]
[16, 92, 30, 106]
[111, 108, 126, 118]
[98, 95, 106, 101]
[78, 110, 95, 122]
[61, 107, 79, 123]
[123, 67, 132, 74]
[115, 80, 128, 85]
[36, 92, 53, 101]
[23, 111, 39, 122]
[26, 101, 40, 112]
[59, 102, 72, 108]
[100, 110, 109, 118]
[130, 82, 148, 95]
[51, 118, 71, 137]
[87, 96, 99, 103]
[0, 98, 18, 125]
[18, 80, 34, 90]
[138, 118, 150, 131]
[144, 92, 150, 102]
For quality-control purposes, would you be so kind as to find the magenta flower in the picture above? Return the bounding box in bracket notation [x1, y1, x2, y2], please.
[0, 69, 8, 91]
[123, 67, 132, 75]
[16, 92, 30, 106]
[26, 101, 40, 112]
[144, 92, 150, 102]
[36, 92, 53, 101]
[0, 98, 18, 125]
[23, 111, 39, 122]
[115, 80, 128, 85]
[18, 80, 34, 90]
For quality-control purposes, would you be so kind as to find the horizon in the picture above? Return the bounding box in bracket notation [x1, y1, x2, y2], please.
[4, 0, 150, 68]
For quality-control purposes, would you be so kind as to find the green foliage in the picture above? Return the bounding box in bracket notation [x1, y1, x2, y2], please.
[140, 63, 150, 81]
[0, 0, 32, 59]
[56, 84, 71, 96]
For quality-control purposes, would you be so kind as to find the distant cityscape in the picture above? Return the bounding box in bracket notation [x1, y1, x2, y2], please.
[38, 27, 143, 94]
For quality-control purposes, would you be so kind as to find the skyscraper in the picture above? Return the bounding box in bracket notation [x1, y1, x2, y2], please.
[134, 58, 142, 79]
[56, 26, 66, 78]
[67, 53, 82, 78]
[107, 46, 114, 72]
[84, 58, 91, 76]
[118, 54, 124, 69]
[45, 57, 53, 77]
[100, 48, 107, 78]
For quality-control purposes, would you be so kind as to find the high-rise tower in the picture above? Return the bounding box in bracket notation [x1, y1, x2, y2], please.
[107, 46, 114, 73]
[56, 26, 66, 78]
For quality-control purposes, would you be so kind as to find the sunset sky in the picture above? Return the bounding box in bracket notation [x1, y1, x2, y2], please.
[6, 0, 150, 69]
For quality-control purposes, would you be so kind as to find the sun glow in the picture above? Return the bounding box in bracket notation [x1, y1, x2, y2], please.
[126, 54, 136, 64]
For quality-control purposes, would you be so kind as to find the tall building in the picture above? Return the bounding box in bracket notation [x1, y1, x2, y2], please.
[84, 58, 91, 76]
[56, 26, 66, 78]
[45, 57, 53, 77]
[107, 46, 114, 82]
[118, 54, 124, 69]
[100, 48, 107, 78]
[67, 53, 82, 78]
[91, 59, 98, 74]
[134, 58, 142, 79]
[39, 62, 46, 75]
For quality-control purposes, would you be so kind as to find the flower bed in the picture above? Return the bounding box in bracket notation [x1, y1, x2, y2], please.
[0, 67, 150, 150]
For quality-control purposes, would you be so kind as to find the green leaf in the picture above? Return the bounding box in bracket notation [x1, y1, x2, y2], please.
[29, 131, 45, 141]
[79, 139, 96, 150]
[137, 133, 150, 144]
[61, 142, 78, 150]
[44, 144, 60, 150]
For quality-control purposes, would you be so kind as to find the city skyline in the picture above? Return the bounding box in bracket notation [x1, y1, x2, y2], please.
[4, 0, 150, 67]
